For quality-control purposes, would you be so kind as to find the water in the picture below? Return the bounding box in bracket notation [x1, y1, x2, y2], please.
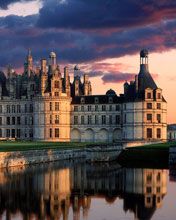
[0, 161, 175, 220]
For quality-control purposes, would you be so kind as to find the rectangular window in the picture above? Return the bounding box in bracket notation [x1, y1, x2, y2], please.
[157, 93, 161, 99]
[157, 128, 161, 139]
[81, 106, 84, 111]
[116, 115, 120, 124]
[55, 115, 59, 124]
[88, 115, 92, 125]
[17, 105, 21, 113]
[157, 103, 161, 109]
[146, 187, 152, 193]
[157, 187, 160, 193]
[95, 115, 99, 125]
[55, 128, 59, 138]
[147, 92, 152, 99]
[147, 128, 153, 139]
[12, 105, 15, 113]
[0, 129, 2, 138]
[54, 81, 59, 88]
[50, 115, 52, 124]
[6, 105, 10, 113]
[88, 105, 91, 111]
[102, 115, 106, 124]
[6, 129, 10, 138]
[81, 116, 84, 125]
[74, 106, 78, 112]
[147, 114, 152, 122]
[16, 129, 21, 138]
[55, 92, 59, 97]
[29, 104, 33, 112]
[109, 115, 112, 124]
[124, 114, 126, 123]
[25, 104, 27, 113]
[55, 102, 59, 111]
[157, 114, 161, 123]
[50, 128, 52, 138]
[74, 116, 78, 125]
[116, 105, 120, 111]
[25, 117, 28, 125]
[0, 105, 2, 113]
[147, 174, 152, 183]
[0, 117, 2, 125]
[7, 117, 10, 125]
[109, 105, 112, 111]
[11, 129, 15, 138]
[17, 117, 21, 125]
[95, 105, 99, 111]
[50, 102, 52, 111]
[147, 103, 152, 109]
[12, 117, 15, 125]
[102, 105, 106, 111]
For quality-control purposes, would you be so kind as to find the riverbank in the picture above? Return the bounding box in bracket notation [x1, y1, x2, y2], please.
[0, 143, 122, 168]
[117, 142, 174, 168]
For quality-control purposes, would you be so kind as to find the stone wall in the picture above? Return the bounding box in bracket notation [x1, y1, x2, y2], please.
[0, 145, 122, 168]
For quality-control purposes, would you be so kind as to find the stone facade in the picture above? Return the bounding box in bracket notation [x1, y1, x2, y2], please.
[0, 49, 167, 142]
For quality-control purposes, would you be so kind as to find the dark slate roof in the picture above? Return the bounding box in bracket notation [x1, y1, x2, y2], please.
[138, 64, 157, 91]
[106, 89, 116, 96]
[72, 94, 123, 104]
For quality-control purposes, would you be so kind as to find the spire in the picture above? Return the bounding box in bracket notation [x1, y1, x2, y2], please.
[28, 48, 32, 56]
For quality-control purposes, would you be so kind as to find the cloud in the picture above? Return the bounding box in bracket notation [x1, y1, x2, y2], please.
[102, 72, 135, 84]
[0, 1, 176, 71]
[0, 0, 32, 10]
[37, 0, 176, 30]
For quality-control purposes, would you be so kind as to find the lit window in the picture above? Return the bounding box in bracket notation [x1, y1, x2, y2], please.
[54, 81, 59, 88]
[147, 103, 152, 109]
[147, 93, 152, 99]
[157, 128, 161, 139]
[147, 114, 152, 122]
[147, 128, 152, 138]
[55, 128, 59, 138]
[157, 114, 161, 123]
[157, 103, 161, 109]
[55, 115, 59, 124]
[55, 102, 59, 111]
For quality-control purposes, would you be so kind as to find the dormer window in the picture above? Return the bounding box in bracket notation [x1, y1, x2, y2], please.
[157, 93, 161, 99]
[81, 97, 85, 104]
[54, 81, 59, 88]
[108, 97, 113, 103]
[147, 92, 152, 99]
[94, 97, 99, 104]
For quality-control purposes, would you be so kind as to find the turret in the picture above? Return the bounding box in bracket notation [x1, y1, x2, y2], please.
[49, 51, 57, 74]
[138, 49, 157, 92]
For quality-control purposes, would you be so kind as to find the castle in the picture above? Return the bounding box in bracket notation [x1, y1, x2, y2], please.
[0, 49, 167, 142]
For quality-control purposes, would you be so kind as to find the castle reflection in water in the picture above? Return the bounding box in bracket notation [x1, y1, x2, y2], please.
[0, 162, 167, 220]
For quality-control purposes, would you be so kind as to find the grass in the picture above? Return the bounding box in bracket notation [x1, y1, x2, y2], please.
[117, 141, 173, 168]
[0, 141, 93, 152]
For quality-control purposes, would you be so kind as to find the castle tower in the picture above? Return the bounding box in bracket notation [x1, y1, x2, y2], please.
[25, 48, 33, 77]
[41, 59, 48, 96]
[64, 66, 70, 96]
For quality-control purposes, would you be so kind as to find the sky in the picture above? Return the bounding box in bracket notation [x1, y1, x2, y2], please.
[0, 0, 175, 123]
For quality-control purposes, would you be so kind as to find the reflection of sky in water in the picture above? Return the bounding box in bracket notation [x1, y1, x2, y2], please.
[0, 162, 175, 220]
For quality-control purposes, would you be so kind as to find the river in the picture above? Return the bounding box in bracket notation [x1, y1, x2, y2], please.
[0, 160, 175, 220]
